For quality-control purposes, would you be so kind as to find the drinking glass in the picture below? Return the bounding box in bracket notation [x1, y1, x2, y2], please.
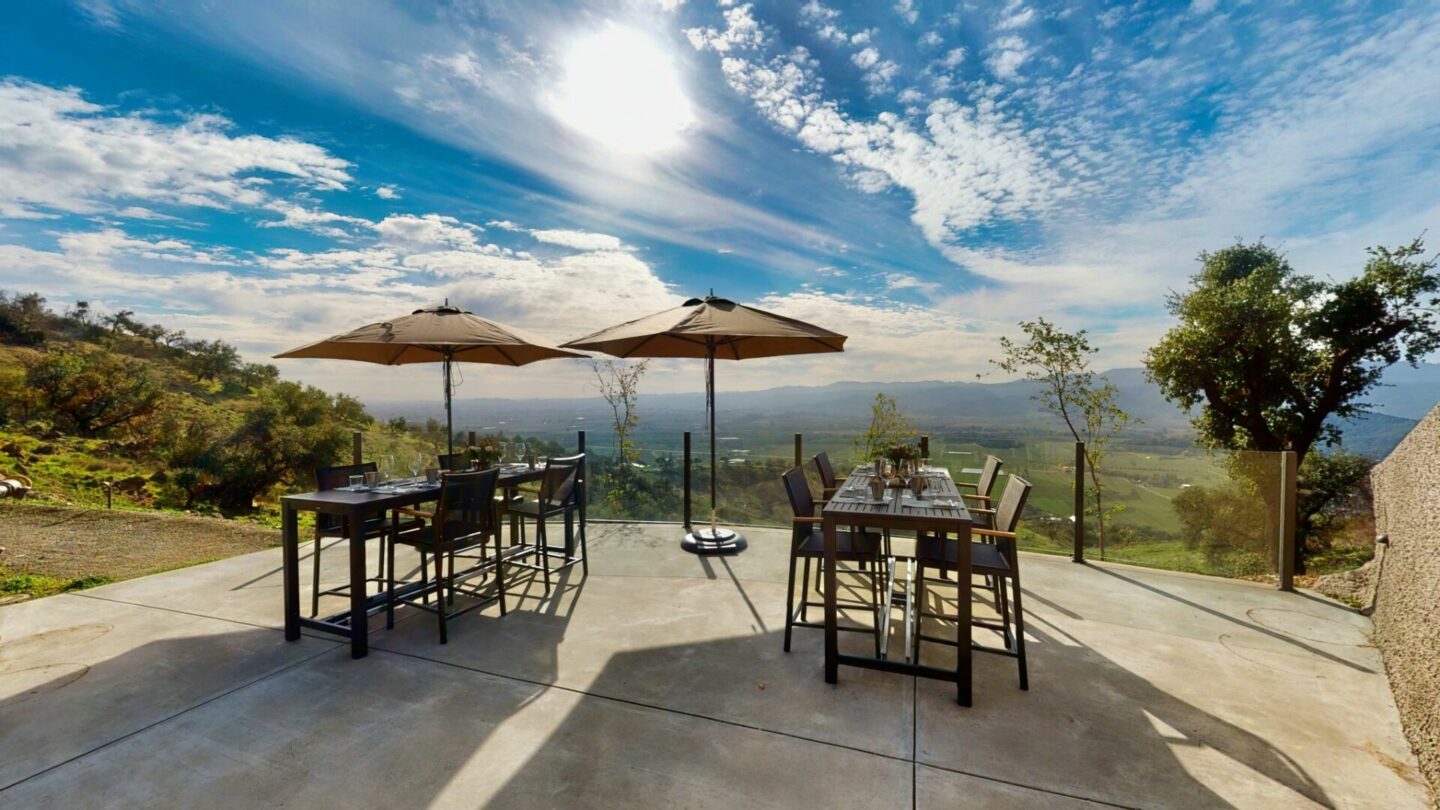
[517, 442, 527, 464]
[348, 474, 364, 490]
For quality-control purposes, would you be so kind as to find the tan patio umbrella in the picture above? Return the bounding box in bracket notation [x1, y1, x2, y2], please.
[563, 293, 846, 554]
[275, 303, 585, 455]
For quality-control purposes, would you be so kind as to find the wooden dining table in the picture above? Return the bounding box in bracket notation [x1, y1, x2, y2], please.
[281, 463, 543, 658]
[821, 464, 975, 705]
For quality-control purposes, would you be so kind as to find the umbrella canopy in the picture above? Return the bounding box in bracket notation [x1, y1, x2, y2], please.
[564, 294, 846, 553]
[563, 295, 846, 360]
[276, 305, 584, 366]
[276, 304, 585, 454]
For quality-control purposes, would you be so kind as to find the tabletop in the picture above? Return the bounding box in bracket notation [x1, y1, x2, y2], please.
[281, 464, 542, 513]
[822, 465, 972, 525]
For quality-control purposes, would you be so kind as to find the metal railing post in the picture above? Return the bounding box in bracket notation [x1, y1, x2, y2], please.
[1073, 441, 1085, 563]
[1278, 450, 1298, 591]
[352, 430, 363, 465]
[683, 431, 692, 529]
[468, 430, 476, 448]
[794, 433, 802, 468]
[920, 434, 929, 459]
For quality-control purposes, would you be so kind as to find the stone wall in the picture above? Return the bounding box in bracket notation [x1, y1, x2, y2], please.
[1370, 403, 1440, 802]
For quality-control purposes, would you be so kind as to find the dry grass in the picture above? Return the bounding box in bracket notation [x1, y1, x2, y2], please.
[0, 502, 276, 593]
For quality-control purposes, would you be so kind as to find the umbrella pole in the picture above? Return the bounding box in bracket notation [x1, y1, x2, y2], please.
[709, 339, 717, 535]
[683, 337, 746, 554]
[444, 351, 454, 457]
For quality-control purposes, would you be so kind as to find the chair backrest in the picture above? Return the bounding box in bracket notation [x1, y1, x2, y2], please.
[812, 451, 838, 489]
[992, 475, 1032, 534]
[316, 461, 376, 492]
[435, 468, 500, 544]
[548, 453, 586, 505]
[977, 455, 1003, 497]
[539, 456, 580, 508]
[315, 462, 377, 534]
[437, 452, 469, 472]
[782, 466, 816, 518]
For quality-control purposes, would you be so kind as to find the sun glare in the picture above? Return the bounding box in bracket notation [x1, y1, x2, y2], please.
[551, 25, 695, 155]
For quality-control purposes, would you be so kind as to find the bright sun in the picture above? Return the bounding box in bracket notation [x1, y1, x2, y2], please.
[551, 25, 695, 154]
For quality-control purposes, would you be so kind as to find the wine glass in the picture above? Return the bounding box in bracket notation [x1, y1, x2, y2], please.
[409, 452, 422, 481]
[517, 441, 528, 465]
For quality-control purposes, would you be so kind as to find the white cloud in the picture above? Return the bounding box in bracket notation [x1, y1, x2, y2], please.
[985, 35, 1033, 81]
[940, 47, 966, 68]
[700, 24, 1064, 248]
[375, 185, 399, 199]
[851, 47, 880, 70]
[685, 4, 767, 53]
[261, 203, 372, 238]
[918, 31, 943, 48]
[894, 0, 918, 26]
[0, 79, 352, 219]
[998, 3, 1036, 30]
[529, 229, 625, 252]
[374, 213, 484, 249]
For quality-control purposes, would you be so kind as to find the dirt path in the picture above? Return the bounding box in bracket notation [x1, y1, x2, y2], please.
[0, 503, 277, 583]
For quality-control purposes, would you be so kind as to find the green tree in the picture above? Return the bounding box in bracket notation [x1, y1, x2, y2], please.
[183, 338, 242, 381]
[852, 393, 917, 464]
[590, 358, 649, 515]
[163, 382, 363, 512]
[24, 347, 164, 436]
[995, 318, 1134, 556]
[1145, 237, 1440, 571]
[0, 291, 49, 345]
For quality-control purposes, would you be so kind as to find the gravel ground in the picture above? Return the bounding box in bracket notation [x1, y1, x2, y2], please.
[0, 502, 277, 582]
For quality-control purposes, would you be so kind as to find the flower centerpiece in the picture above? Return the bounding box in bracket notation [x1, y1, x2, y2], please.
[885, 443, 920, 467]
[467, 435, 505, 469]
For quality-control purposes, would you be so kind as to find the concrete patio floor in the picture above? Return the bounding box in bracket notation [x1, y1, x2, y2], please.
[0, 521, 1428, 808]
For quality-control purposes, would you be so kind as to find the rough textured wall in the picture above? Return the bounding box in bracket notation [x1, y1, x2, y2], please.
[1371, 403, 1440, 803]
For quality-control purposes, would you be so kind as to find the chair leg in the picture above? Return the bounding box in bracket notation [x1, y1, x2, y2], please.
[783, 552, 800, 652]
[493, 530, 508, 617]
[913, 563, 925, 664]
[1012, 574, 1029, 690]
[420, 551, 430, 606]
[437, 552, 449, 645]
[800, 556, 812, 622]
[537, 513, 552, 597]
[577, 506, 590, 576]
[997, 576, 1014, 650]
[870, 557, 882, 658]
[385, 537, 396, 629]
[310, 534, 324, 618]
[447, 550, 456, 606]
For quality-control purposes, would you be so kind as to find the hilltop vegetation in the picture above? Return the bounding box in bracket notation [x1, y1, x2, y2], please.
[0, 291, 375, 515]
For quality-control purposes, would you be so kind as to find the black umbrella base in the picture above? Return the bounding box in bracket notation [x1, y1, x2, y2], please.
[682, 527, 748, 555]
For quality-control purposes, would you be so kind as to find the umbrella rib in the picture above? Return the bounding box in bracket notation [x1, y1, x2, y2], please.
[494, 345, 520, 366]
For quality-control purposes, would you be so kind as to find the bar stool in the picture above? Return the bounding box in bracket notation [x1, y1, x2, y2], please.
[914, 475, 1032, 689]
[780, 466, 886, 656]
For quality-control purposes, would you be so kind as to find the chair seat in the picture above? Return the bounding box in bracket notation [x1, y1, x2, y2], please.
[507, 499, 571, 517]
[392, 519, 492, 551]
[915, 535, 1012, 575]
[794, 528, 883, 560]
[317, 514, 422, 540]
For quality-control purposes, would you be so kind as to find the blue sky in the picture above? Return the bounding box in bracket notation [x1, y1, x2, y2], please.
[1, 0, 1437, 401]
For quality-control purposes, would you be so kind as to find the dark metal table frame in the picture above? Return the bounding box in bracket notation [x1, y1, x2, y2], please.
[282, 466, 543, 658]
[822, 467, 974, 705]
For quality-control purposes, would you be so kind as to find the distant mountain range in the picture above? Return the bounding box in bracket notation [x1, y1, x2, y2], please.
[369, 364, 1440, 460]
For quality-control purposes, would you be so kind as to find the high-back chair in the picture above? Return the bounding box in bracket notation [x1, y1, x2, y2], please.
[505, 455, 586, 597]
[437, 452, 469, 472]
[387, 468, 504, 643]
[812, 451, 846, 498]
[779, 466, 885, 655]
[957, 455, 1003, 506]
[310, 462, 421, 617]
[914, 475, 1033, 689]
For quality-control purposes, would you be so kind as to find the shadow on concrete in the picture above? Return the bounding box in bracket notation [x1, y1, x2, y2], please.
[0, 557, 1342, 807]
